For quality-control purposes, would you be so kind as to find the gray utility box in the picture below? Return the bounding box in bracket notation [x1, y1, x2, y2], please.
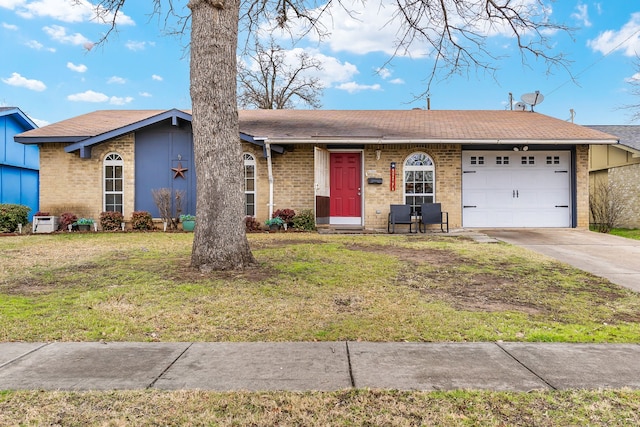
[33, 216, 59, 233]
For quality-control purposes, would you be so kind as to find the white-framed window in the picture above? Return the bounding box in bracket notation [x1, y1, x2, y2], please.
[243, 153, 256, 216]
[104, 152, 124, 213]
[403, 152, 435, 216]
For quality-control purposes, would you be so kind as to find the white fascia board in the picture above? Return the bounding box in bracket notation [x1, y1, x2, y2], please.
[264, 138, 620, 145]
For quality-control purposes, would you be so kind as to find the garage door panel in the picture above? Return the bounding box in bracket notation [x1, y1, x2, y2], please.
[544, 189, 571, 206]
[486, 173, 513, 188]
[462, 150, 571, 228]
[464, 209, 515, 228]
[462, 172, 487, 189]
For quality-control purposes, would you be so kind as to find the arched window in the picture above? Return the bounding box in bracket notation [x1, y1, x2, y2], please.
[403, 152, 435, 215]
[243, 153, 256, 216]
[104, 153, 124, 214]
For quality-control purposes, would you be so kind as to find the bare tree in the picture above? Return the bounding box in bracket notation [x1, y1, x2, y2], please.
[622, 55, 640, 122]
[86, 0, 570, 272]
[590, 178, 627, 233]
[238, 38, 323, 109]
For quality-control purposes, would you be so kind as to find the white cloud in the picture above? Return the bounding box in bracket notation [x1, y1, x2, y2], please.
[125, 40, 147, 51]
[25, 39, 42, 49]
[291, 48, 358, 87]
[31, 117, 49, 127]
[1, 72, 46, 91]
[43, 24, 90, 45]
[595, 3, 602, 15]
[571, 4, 591, 27]
[107, 76, 126, 84]
[12, 0, 134, 25]
[243, 47, 358, 89]
[109, 96, 133, 105]
[0, 0, 25, 9]
[67, 90, 134, 105]
[375, 67, 404, 84]
[67, 62, 87, 73]
[67, 90, 108, 102]
[335, 82, 381, 93]
[139, 92, 152, 97]
[152, 74, 163, 81]
[271, 0, 548, 57]
[2, 22, 18, 30]
[624, 72, 640, 83]
[587, 12, 640, 57]
[377, 67, 392, 79]
[24, 39, 55, 52]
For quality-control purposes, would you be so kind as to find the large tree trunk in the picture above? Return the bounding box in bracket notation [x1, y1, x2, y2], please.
[188, 0, 256, 271]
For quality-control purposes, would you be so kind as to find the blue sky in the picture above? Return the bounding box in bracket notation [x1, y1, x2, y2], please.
[2, 1, 640, 127]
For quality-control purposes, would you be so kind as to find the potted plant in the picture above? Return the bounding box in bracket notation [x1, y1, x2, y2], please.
[265, 216, 284, 231]
[75, 218, 94, 232]
[58, 212, 78, 232]
[180, 214, 196, 232]
[273, 208, 295, 229]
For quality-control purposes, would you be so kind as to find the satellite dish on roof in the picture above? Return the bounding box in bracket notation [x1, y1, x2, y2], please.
[514, 101, 527, 111]
[521, 91, 544, 112]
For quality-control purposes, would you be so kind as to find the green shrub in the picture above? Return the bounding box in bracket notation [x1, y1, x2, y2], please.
[100, 211, 124, 231]
[292, 209, 316, 231]
[58, 212, 77, 231]
[0, 204, 29, 233]
[131, 211, 154, 230]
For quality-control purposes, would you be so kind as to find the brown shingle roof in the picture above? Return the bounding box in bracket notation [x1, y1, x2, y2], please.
[16, 108, 618, 144]
[17, 110, 175, 139]
[238, 109, 618, 143]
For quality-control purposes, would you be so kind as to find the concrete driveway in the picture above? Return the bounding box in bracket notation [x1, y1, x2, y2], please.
[484, 229, 640, 292]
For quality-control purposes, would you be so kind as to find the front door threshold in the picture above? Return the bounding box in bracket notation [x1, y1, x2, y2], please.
[318, 225, 367, 235]
[330, 217, 362, 226]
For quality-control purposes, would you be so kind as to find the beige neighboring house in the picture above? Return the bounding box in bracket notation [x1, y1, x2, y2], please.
[588, 125, 640, 228]
[15, 108, 617, 231]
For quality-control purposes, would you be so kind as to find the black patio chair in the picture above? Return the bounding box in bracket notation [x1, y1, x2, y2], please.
[387, 204, 417, 233]
[419, 203, 449, 233]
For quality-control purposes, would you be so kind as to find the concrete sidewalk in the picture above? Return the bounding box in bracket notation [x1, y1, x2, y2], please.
[1, 342, 640, 391]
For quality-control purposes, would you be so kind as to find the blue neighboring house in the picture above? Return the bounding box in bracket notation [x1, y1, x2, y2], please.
[0, 107, 39, 220]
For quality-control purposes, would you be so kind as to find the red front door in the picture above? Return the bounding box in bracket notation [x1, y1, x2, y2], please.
[330, 152, 361, 217]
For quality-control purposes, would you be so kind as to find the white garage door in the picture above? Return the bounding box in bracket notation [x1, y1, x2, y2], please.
[462, 150, 572, 227]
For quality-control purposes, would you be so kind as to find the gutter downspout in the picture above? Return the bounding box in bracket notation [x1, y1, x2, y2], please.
[260, 138, 274, 219]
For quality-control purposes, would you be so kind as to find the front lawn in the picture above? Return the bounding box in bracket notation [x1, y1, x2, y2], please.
[1, 232, 639, 343]
[3, 232, 640, 425]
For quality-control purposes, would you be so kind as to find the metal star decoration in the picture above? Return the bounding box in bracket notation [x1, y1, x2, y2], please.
[172, 161, 188, 179]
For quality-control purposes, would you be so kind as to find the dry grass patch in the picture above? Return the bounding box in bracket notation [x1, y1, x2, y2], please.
[1, 389, 639, 426]
[1, 233, 640, 342]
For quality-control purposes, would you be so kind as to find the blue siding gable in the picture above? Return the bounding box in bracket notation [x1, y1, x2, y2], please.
[1, 109, 39, 170]
[135, 121, 196, 217]
[0, 107, 39, 219]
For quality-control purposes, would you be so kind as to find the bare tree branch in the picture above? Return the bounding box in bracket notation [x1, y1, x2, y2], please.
[238, 37, 323, 109]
